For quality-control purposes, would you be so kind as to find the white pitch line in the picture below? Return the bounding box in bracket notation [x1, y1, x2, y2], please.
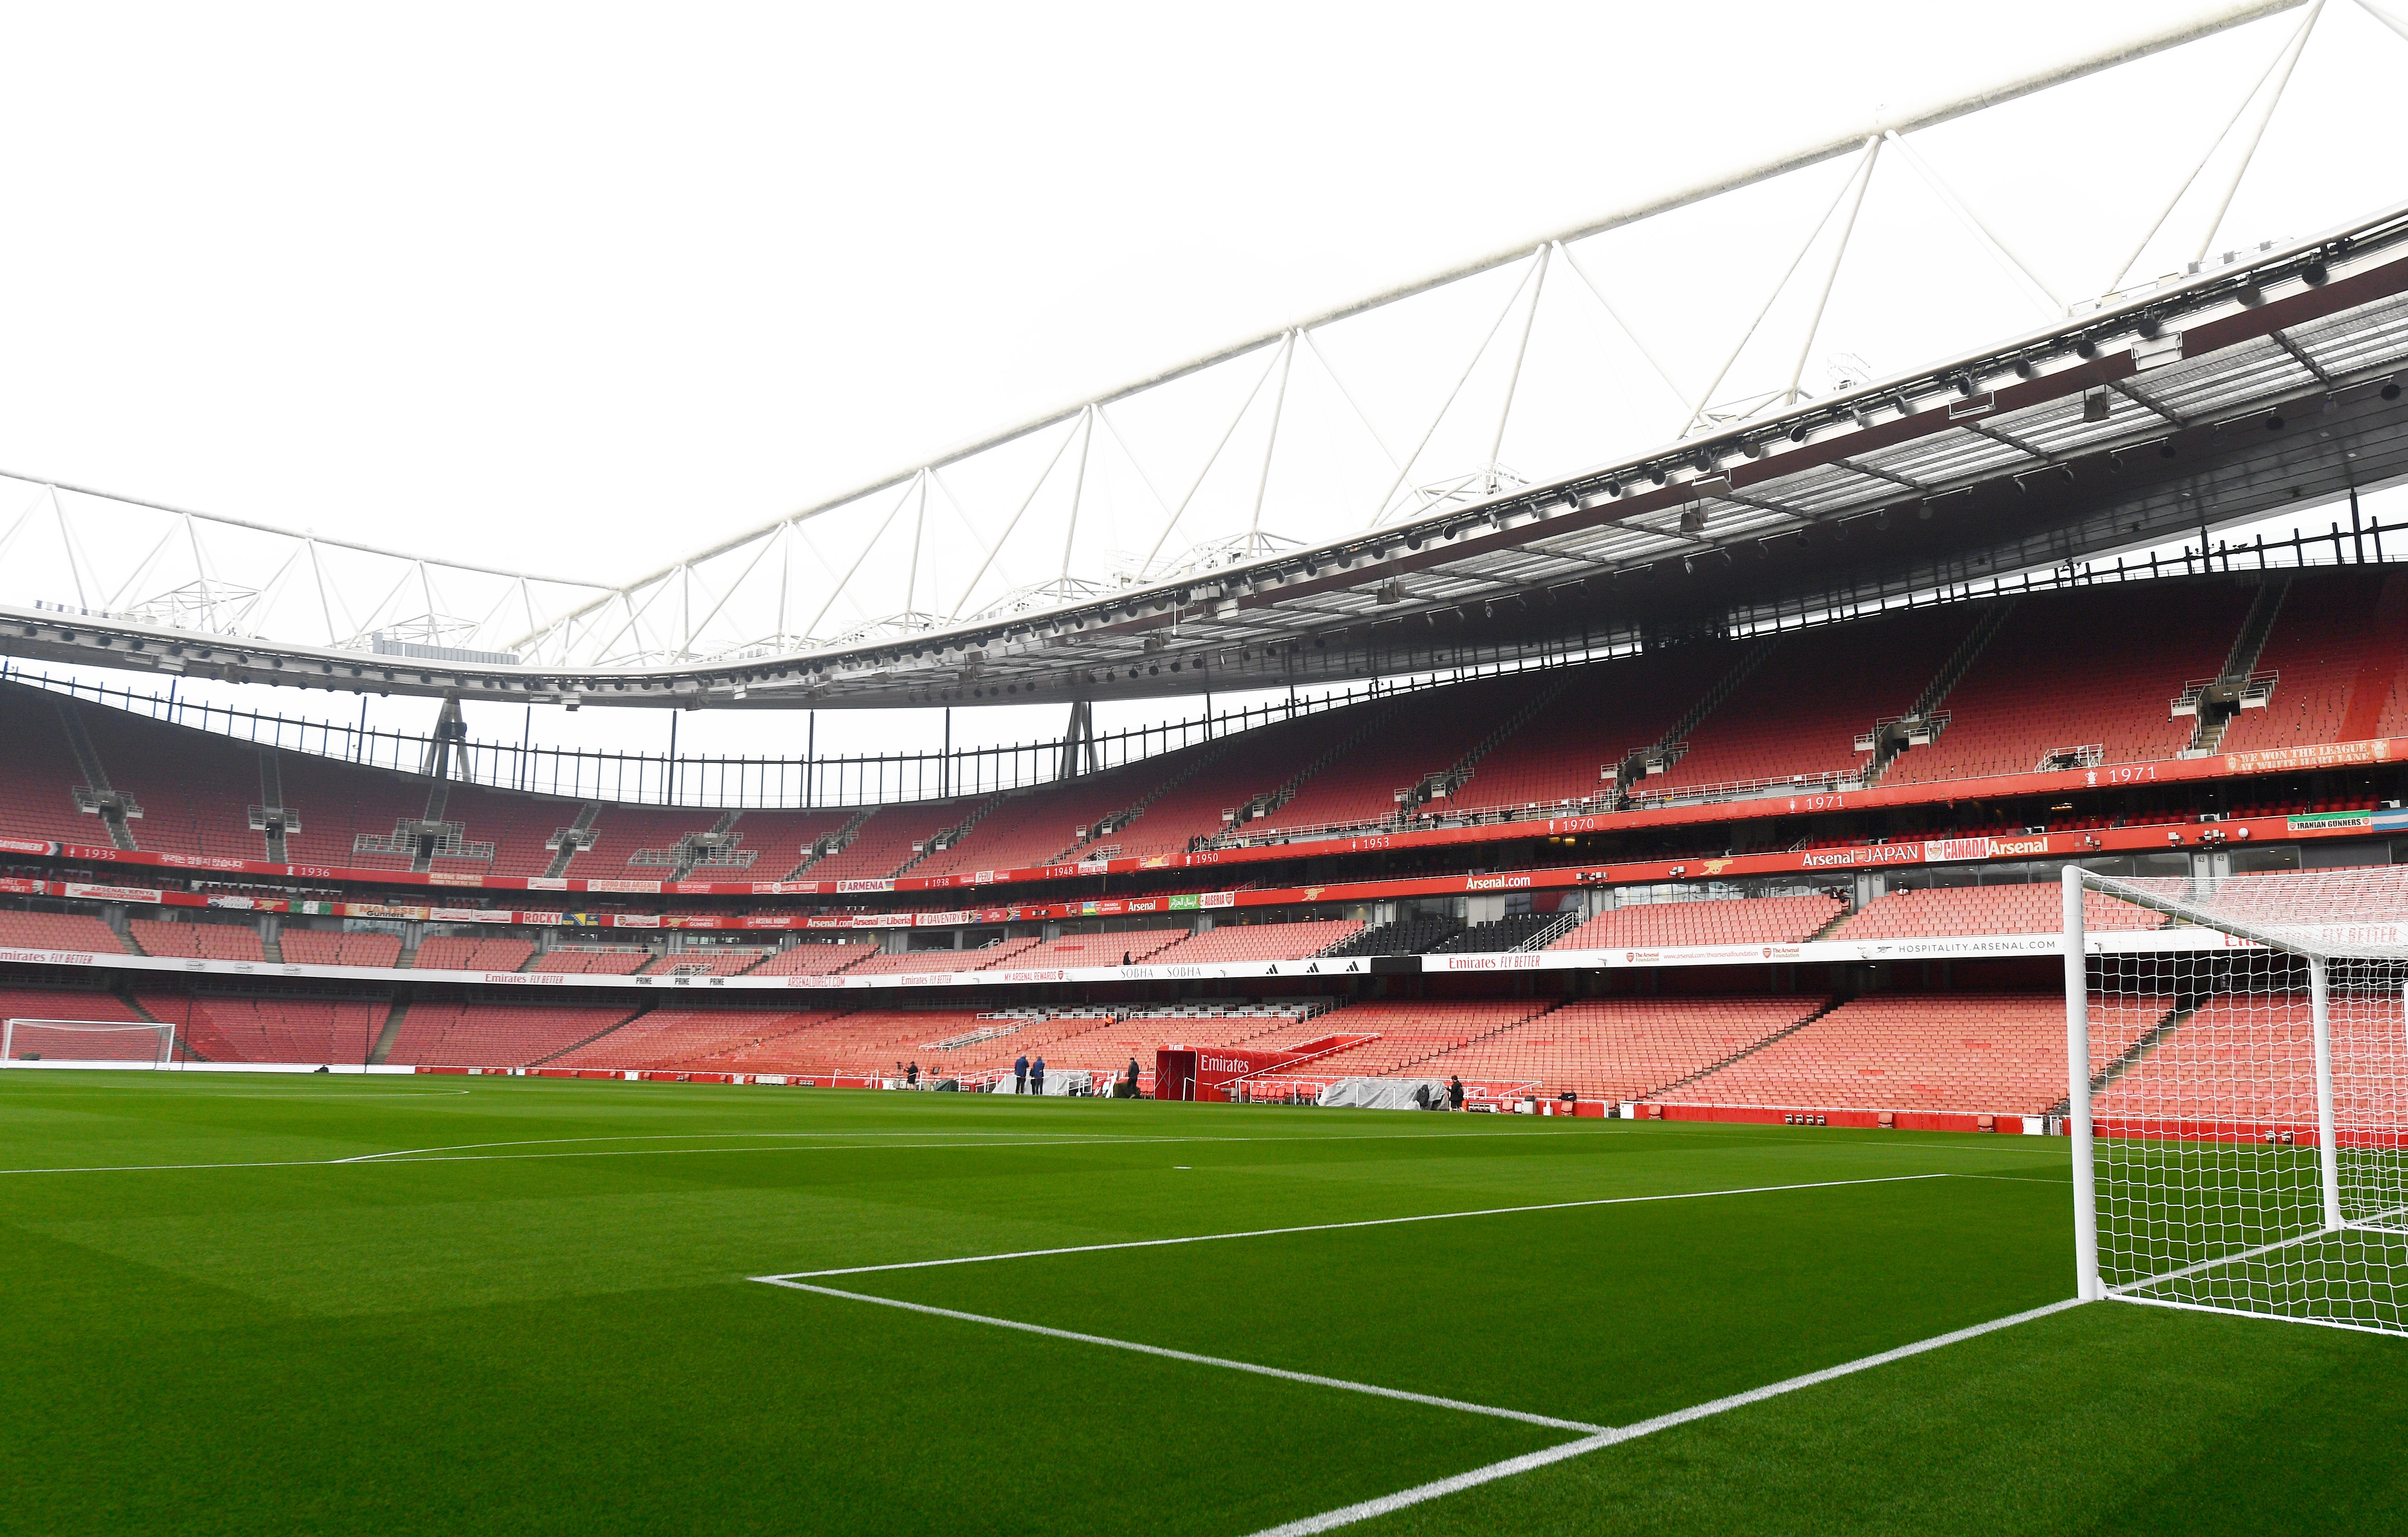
[0, 1125, 1605, 1177]
[758, 1279, 1607, 1434]
[761, 1172, 1955, 1280]
[1242, 1298, 2086, 1537]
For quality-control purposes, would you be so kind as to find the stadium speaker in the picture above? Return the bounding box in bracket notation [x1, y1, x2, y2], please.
[2303, 257, 2329, 286]
[2266, 413, 2284, 430]
[2238, 281, 2265, 307]
[2383, 376, 2402, 401]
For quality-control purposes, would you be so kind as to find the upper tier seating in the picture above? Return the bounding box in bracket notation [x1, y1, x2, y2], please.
[1148, 920, 1362, 964]
[726, 809, 864, 879]
[1834, 883, 2167, 940]
[911, 759, 1195, 878]
[1414, 996, 1828, 1100]
[1246, 675, 1555, 838]
[411, 935, 538, 973]
[2219, 570, 2404, 755]
[129, 919, 264, 962]
[1551, 894, 1845, 950]
[0, 910, 131, 954]
[278, 928, 403, 968]
[531, 947, 654, 975]
[1669, 993, 2168, 1113]
[1450, 645, 1736, 815]
[1009, 928, 1192, 967]
[424, 783, 585, 877]
[573, 805, 729, 877]
[77, 705, 267, 860]
[806, 800, 989, 882]
[1881, 583, 2255, 785]
[844, 938, 1044, 975]
[274, 754, 443, 874]
[1645, 607, 1981, 795]
[0, 689, 101, 848]
[383, 1001, 639, 1067]
[140, 992, 391, 1065]
[747, 941, 879, 975]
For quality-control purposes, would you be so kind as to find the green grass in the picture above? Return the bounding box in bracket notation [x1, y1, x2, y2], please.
[1, 1072, 2403, 1535]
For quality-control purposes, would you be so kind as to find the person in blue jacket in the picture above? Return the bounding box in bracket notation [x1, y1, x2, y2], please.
[1013, 1053, 1029, 1094]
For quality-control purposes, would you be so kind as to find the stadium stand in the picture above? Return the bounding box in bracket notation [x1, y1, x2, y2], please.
[1016, 1003, 1322, 1076]
[1008, 928, 1192, 967]
[75, 704, 266, 860]
[1243, 999, 1555, 1078]
[910, 759, 1192, 877]
[1147, 919, 1362, 964]
[140, 992, 390, 1065]
[530, 947, 654, 975]
[2087, 991, 2407, 1133]
[1414, 996, 1829, 1100]
[1322, 914, 1462, 957]
[543, 1006, 834, 1070]
[1880, 582, 2258, 785]
[411, 935, 538, 973]
[1427, 913, 1571, 952]
[1243, 674, 1555, 837]
[844, 938, 1043, 975]
[1449, 645, 1736, 815]
[0, 690, 98, 848]
[0, 985, 147, 1037]
[804, 800, 989, 881]
[1550, 894, 1845, 949]
[701, 1007, 976, 1076]
[726, 809, 863, 878]
[574, 805, 731, 876]
[1668, 992, 2170, 1114]
[381, 1001, 641, 1067]
[274, 754, 441, 874]
[1642, 607, 1980, 795]
[1833, 883, 2167, 940]
[422, 783, 580, 878]
[0, 910, 130, 953]
[277, 928, 403, 968]
[647, 948, 774, 977]
[2218, 571, 2400, 755]
[129, 918, 264, 962]
[747, 941, 879, 976]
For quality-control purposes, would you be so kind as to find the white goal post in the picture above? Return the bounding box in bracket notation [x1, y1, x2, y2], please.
[2062, 865, 2408, 1337]
[2, 1018, 178, 1068]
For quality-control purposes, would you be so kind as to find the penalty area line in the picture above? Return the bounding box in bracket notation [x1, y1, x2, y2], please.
[755, 1279, 1605, 1434]
[761, 1171, 1955, 1279]
[1241, 1297, 2086, 1537]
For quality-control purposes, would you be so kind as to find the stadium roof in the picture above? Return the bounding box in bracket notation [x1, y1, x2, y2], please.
[1, 199, 2403, 710]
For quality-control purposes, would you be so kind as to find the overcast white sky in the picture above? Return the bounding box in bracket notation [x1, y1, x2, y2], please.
[2, 0, 2403, 768]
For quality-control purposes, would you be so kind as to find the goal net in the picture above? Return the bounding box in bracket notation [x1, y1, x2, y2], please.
[2, 1018, 178, 1068]
[2067, 865, 2408, 1337]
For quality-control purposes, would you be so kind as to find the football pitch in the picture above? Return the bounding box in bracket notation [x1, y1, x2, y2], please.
[4, 1074, 2405, 1535]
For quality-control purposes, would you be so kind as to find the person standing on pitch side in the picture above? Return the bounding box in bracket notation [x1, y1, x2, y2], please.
[1449, 1076, 1465, 1111]
[1014, 1053, 1029, 1095]
[1031, 1055, 1047, 1096]
[1123, 1057, 1140, 1098]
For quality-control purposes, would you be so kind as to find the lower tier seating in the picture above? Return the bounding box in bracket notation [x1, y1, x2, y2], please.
[412, 935, 537, 973]
[1668, 993, 2170, 1113]
[141, 992, 391, 1065]
[278, 929, 403, 968]
[382, 1002, 640, 1067]
[1414, 996, 1828, 1100]
[129, 919, 265, 962]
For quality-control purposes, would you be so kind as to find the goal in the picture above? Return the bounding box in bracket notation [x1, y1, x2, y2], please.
[2, 1018, 178, 1068]
[2064, 865, 2408, 1337]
